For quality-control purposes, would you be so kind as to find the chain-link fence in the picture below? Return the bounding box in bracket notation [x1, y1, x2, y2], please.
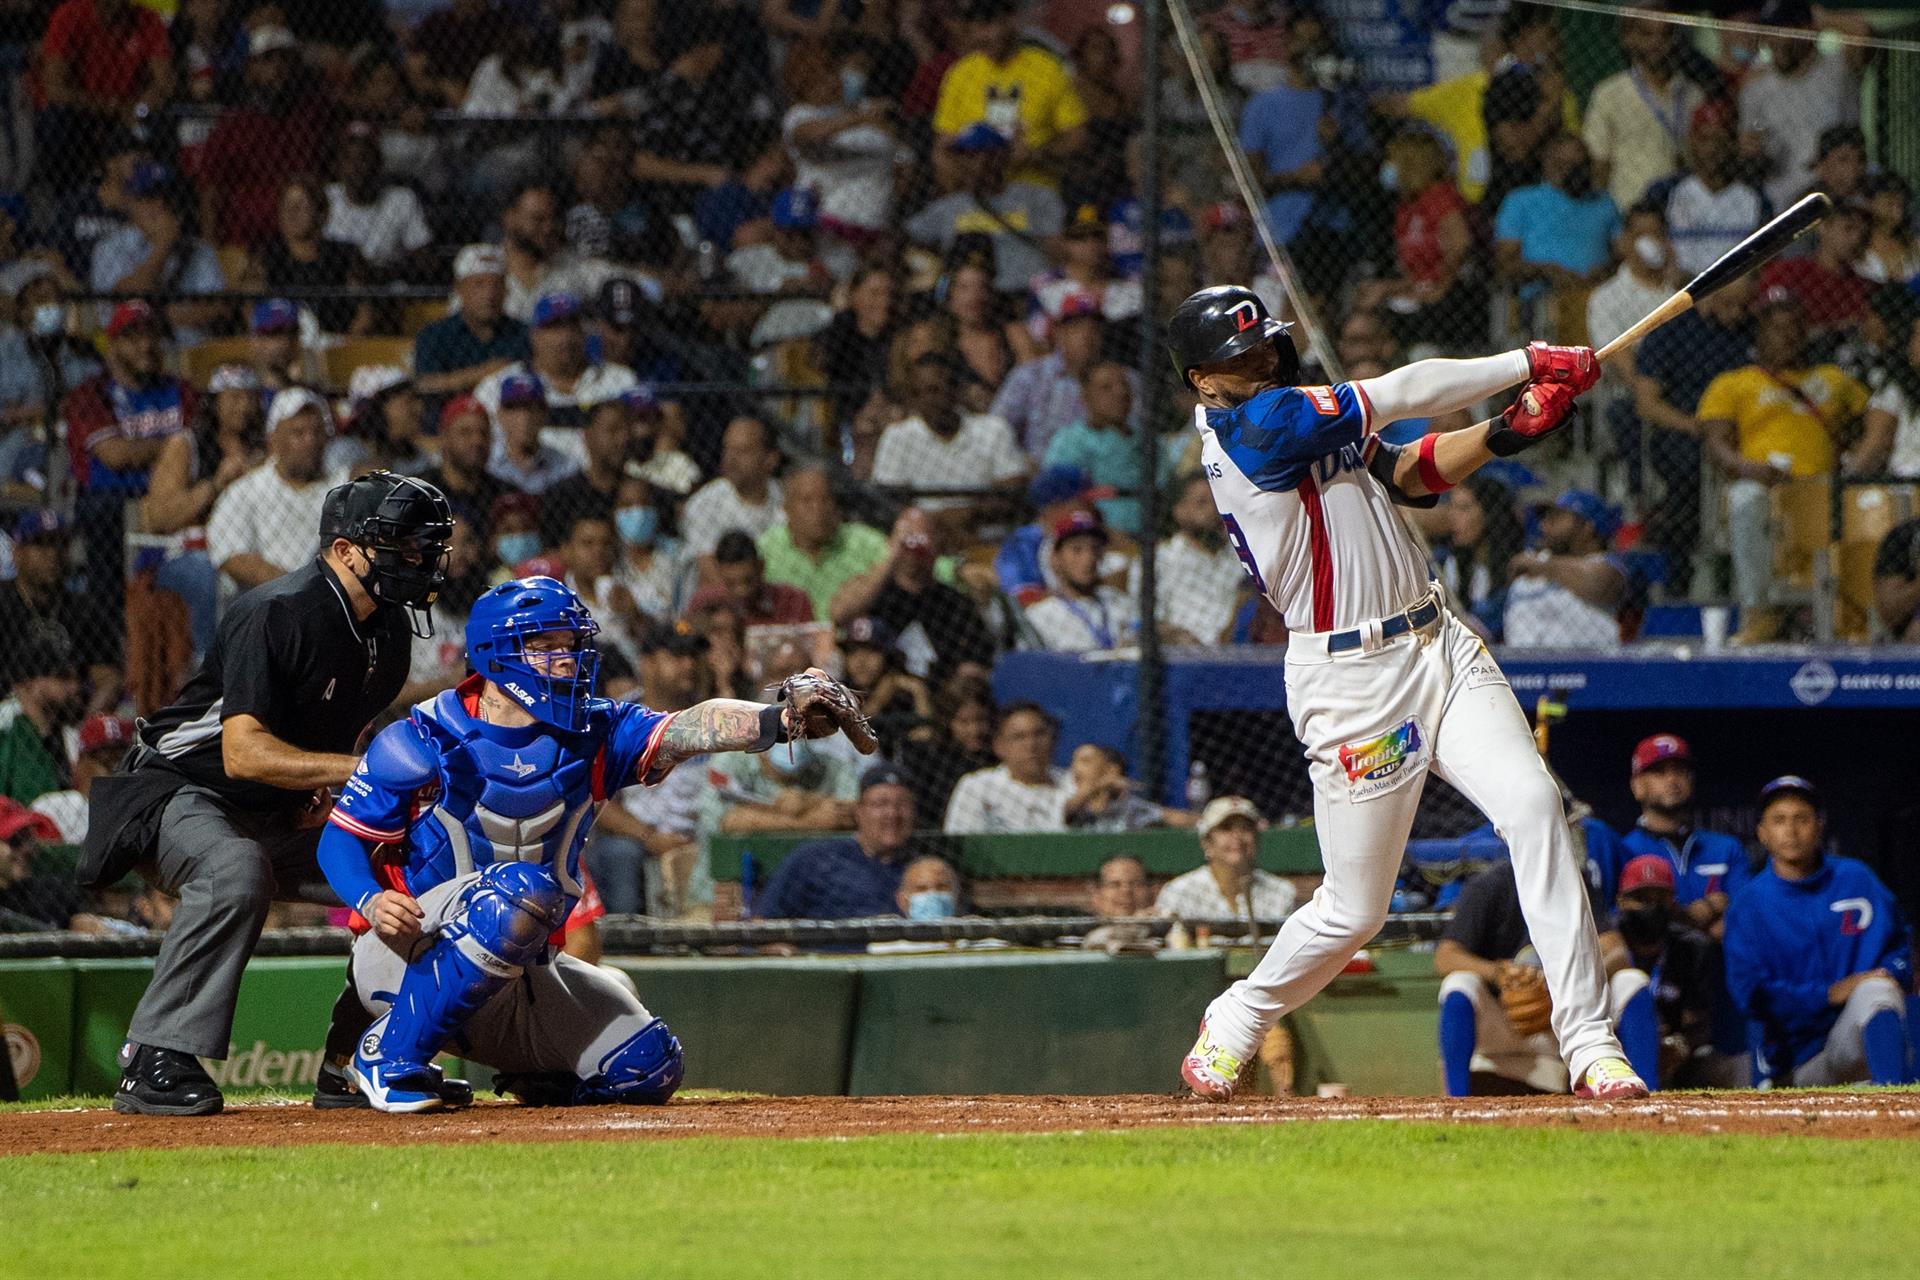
[3, 0, 1919, 935]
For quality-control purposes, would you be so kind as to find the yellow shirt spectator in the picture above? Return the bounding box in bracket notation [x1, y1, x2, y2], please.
[1696, 365, 1869, 477]
[934, 44, 1088, 189]
[1405, 70, 1578, 203]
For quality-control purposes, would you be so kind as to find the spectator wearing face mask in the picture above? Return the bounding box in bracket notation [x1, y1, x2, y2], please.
[1494, 134, 1622, 334]
[1606, 854, 1747, 1089]
[894, 854, 962, 921]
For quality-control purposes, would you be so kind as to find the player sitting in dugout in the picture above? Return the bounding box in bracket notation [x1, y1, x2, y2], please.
[1724, 776, 1914, 1089]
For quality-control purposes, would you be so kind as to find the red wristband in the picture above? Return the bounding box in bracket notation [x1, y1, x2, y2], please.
[1416, 432, 1453, 494]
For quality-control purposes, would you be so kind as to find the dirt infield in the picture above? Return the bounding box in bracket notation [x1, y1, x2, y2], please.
[6, 1090, 1920, 1155]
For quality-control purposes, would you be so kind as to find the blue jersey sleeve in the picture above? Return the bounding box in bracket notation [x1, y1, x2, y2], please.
[599, 701, 678, 793]
[322, 718, 442, 913]
[1210, 383, 1371, 491]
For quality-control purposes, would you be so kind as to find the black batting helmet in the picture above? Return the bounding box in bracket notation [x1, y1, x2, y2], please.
[322, 470, 455, 636]
[1166, 285, 1298, 390]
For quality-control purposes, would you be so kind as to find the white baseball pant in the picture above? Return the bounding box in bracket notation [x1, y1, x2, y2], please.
[1788, 974, 1907, 1086]
[1199, 607, 1626, 1086]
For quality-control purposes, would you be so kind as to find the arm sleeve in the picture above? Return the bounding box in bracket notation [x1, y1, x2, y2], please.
[1354, 350, 1530, 428]
[316, 823, 386, 918]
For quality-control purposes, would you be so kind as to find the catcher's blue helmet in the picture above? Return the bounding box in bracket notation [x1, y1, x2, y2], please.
[465, 577, 601, 731]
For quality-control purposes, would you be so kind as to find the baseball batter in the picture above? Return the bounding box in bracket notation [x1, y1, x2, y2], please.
[1167, 286, 1647, 1101]
[315, 575, 875, 1111]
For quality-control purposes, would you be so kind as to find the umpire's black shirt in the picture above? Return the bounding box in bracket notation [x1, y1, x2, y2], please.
[137, 558, 411, 813]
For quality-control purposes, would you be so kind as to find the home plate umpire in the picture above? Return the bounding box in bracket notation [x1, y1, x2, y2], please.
[81, 470, 453, 1115]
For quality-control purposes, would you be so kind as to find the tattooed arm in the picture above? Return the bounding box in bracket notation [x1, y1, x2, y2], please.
[655, 698, 790, 767]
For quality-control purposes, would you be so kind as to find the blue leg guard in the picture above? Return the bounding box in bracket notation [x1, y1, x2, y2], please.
[1617, 987, 1661, 1092]
[357, 864, 564, 1111]
[572, 1017, 685, 1106]
[1439, 991, 1476, 1098]
[1863, 1009, 1907, 1087]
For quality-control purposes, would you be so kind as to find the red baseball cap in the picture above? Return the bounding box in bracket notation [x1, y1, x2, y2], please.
[106, 300, 161, 338]
[438, 394, 486, 431]
[1619, 854, 1676, 896]
[0, 796, 59, 843]
[1630, 733, 1691, 777]
[1051, 509, 1108, 544]
[78, 713, 135, 755]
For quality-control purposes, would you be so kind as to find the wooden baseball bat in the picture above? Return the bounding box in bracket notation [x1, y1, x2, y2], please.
[1595, 191, 1835, 363]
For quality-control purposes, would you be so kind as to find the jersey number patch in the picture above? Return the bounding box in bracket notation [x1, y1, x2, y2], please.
[1220, 513, 1268, 593]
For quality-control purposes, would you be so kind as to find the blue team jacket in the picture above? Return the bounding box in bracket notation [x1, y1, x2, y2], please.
[1618, 822, 1754, 906]
[1723, 855, 1914, 1073]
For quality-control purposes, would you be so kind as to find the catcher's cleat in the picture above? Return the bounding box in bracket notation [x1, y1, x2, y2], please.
[1180, 1019, 1246, 1103]
[315, 1057, 473, 1109]
[1574, 1056, 1649, 1100]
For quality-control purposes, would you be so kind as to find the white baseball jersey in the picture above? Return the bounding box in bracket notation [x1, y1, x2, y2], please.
[1195, 383, 1430, 633]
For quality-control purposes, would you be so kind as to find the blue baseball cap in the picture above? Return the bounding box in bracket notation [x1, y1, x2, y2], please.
[127, 160, 171, 197]
[1553, 489, 1621, 542]
[949, 123, 1011, 154]
[498, 371, 545, 408]
[620, 384, 660, 417]
[250, 298, 299, 334]
[858, 762, 914, 796]
[531, 292, 582, 327]
[1759, 775, 1821, 812]
[771, 188, 820, 230]
[1028, 464, 1111, 508]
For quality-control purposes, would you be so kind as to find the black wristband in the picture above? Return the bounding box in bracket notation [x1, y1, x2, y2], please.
[747, 704, 791, 754]
[1484, 422, 1533, 457]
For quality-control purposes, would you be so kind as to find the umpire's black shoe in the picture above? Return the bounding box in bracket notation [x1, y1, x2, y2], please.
[113, 1043, 224, 1116]
[313, 1057, 474, 1110]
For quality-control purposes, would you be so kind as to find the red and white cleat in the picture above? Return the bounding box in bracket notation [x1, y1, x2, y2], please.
[1574, 1056, 1649, 1100]
[1180, 1019, 1246, 1103]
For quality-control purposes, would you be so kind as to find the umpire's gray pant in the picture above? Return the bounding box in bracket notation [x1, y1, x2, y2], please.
[126, 786, 337, 1059]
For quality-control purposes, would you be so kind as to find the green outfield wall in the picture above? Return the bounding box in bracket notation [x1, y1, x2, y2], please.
[0, 947, 1445, 1101]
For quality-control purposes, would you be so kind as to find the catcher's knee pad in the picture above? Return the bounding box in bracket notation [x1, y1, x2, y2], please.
[457, 861, 566, 972]
[574, 1017, 684, 1105]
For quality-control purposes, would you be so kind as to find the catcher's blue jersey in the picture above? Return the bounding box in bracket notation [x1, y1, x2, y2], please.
[320, 676, 674, 915]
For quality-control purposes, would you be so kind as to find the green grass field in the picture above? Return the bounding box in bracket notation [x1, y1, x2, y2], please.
[4, 1118, 1917, 1279]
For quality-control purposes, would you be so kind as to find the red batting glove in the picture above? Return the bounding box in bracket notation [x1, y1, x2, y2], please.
[1524, 341, 1600, 394]
[1486, 381, 1579, 456]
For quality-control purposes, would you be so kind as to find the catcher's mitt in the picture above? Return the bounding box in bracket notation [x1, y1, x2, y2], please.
[1496, 962, 1553, 1038]
[772, 669, 880, 755]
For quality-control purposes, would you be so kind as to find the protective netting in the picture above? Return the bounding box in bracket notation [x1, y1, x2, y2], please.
[2, 1, 1918, 936]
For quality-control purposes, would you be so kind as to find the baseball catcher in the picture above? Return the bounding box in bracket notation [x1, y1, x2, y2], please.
[314, 575, 874, 1112]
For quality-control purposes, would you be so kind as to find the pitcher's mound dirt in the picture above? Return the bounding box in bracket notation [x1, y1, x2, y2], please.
[7, 1091, 1920, 1156]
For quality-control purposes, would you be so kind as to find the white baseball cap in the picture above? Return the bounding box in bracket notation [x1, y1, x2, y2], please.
[1196, 795, 1264, 839]
[347, 363, 410, 409]
[265, 386, 333, 437]
[207, 363, 261, 394]
[454, 243, 506, 280]
[248, 25, 297, 57]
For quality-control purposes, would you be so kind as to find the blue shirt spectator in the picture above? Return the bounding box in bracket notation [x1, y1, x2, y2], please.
[1237, 79, 1323, 244]
[1493, 136, 1620, 296]
[414, 246, 532, 398]
[754, 766, 919, 922]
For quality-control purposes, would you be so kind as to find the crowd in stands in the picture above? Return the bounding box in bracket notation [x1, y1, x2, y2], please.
[1, 0, 1919, 944]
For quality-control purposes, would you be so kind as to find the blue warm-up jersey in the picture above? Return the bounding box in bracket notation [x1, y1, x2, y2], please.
[1619, 822, 1755, 906]
[319, 675, 675, 918]
[1723, 855, 1914, 1073]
